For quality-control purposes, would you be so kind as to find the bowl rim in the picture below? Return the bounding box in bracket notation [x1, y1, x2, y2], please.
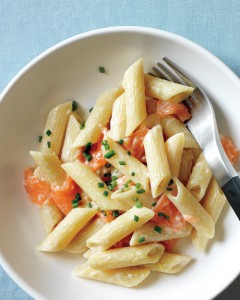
[0, 26, 240, 300]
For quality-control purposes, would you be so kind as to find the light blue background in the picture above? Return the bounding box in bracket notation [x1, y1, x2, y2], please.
[0, 0, 240, 299]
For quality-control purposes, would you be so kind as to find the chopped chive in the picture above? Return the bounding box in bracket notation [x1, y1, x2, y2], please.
[97, 207, 101, 211]
[138, 236, 145, 243]
[87, 202, 92, 208]
[101, 210, 107, 216]
[136, 188, 145, 194]
[72, 199, 79, 204]
[154, 226, 162, 233]
[104, 173, 111, 177]
[85, 142, 92, 152]
[152, 202, 157, 207]
[38, 135, 42, 143]
[168, 179, 174, 186]
[99, 66, 106, 73]
[75, 193, 81, 200]
[119, 161, 126, 165]
[126, 180, 132, 184]
[111, 180, 117, 189]
[98, 182, 104, 188]
[158, 212, 170, 220]
[46, 129, 52, 136]
[111, 176, 118, 181]
[121, 187, 124, 192]
[83, 152, 92, 161]
[136, 202, 143, 208]
[127, 150, 131, 156]
[47, 141, 51, 148]
[135, 183, 141, 189]
[72, 100, 78, 111]
[103, 190, 109, 197]
[132, 197, 139, 202]
[166, 187, 172, 191]
[80, 122, 85, 129]
[131, 172, 135, 176]
[104, 150, 116, 159]
[102, 140, 110, 150]
[108, 184, 114, 191]
[72, 202, 79, 208]
[89, 107, 93, 113]
[124, 183, 129, 188]
[134, 215, 139, 222]
[118, 139, 124, 145]
[112, 210, 119, 217]
[105, 163, 111, 168]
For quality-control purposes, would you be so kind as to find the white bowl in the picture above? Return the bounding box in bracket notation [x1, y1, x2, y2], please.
[0, 26, 240, 300]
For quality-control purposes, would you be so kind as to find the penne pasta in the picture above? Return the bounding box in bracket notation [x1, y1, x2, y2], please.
[144, 73, 194, 103]
[166, 177, 215, 239]
[178, 149, 194, 185]
[87, 243, 164, 270]
[73, 264, 150, 287]
[130, 222, 192, 246]
[65, 218, 105, 254]
[36, 207, 97, 252]
[186, 153, 212, 201]
[87, 206, 154, 251]
[30, 151, 65, 185]
[161, 116, 199, 148]
[191, 178, 226, 251]
[109, 94, 126, 141]
[61, 113, 82, 163]
[138, 113, 162, 129]
[144, 125, 171, 197]
[102, 133, 149, 191]
[73, 87, 123, 147]
[142, 252, 192, 274]
[111, 186, 153, 209]
[165, 133, 185, 177]
[62, 162, 130, 211]
[39, 101, 72, 155]
[122, 58, 147, 136]
[39, 198, 63, 234]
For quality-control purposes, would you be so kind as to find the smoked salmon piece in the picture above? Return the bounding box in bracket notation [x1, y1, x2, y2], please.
[146, 99, 191, 122]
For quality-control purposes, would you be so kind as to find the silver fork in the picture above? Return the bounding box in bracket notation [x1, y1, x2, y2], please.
[153, 57, 240, 220]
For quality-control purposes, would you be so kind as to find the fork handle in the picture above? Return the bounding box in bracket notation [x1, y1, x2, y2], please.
[222, 176, 240, 220]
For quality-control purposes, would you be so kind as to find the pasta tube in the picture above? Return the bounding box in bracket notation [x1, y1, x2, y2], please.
[166, 177, 215, 239]
[130, 222, 192, 246]
[138, 113, 162, 129]
[36, 207, 97, 252]
[74, 264, 150, 287]
[87, 206, 154, 251]
[122, 58, 147, 136]
[109, 94, 126, 141]
[186, 153, 212, 201]
[66, 218, 104, 254]
[143, 252, 192, 274]
[191, 178, 226, 251]
[87, 243, 164, 270]
[111, 186, 153, 209]
[62, 162, 129, 211]
[161, 116, 199, 148]
[39, 198, 63, 234]
[144, 125, 171, 197]
[165, 133, 185, 177]
[144, 74, 194, 103]
[61, 113, 82, 163]
[30, 151, 65, 185]
[39, 101, 72, 155]
[73, 87, 123, 147]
